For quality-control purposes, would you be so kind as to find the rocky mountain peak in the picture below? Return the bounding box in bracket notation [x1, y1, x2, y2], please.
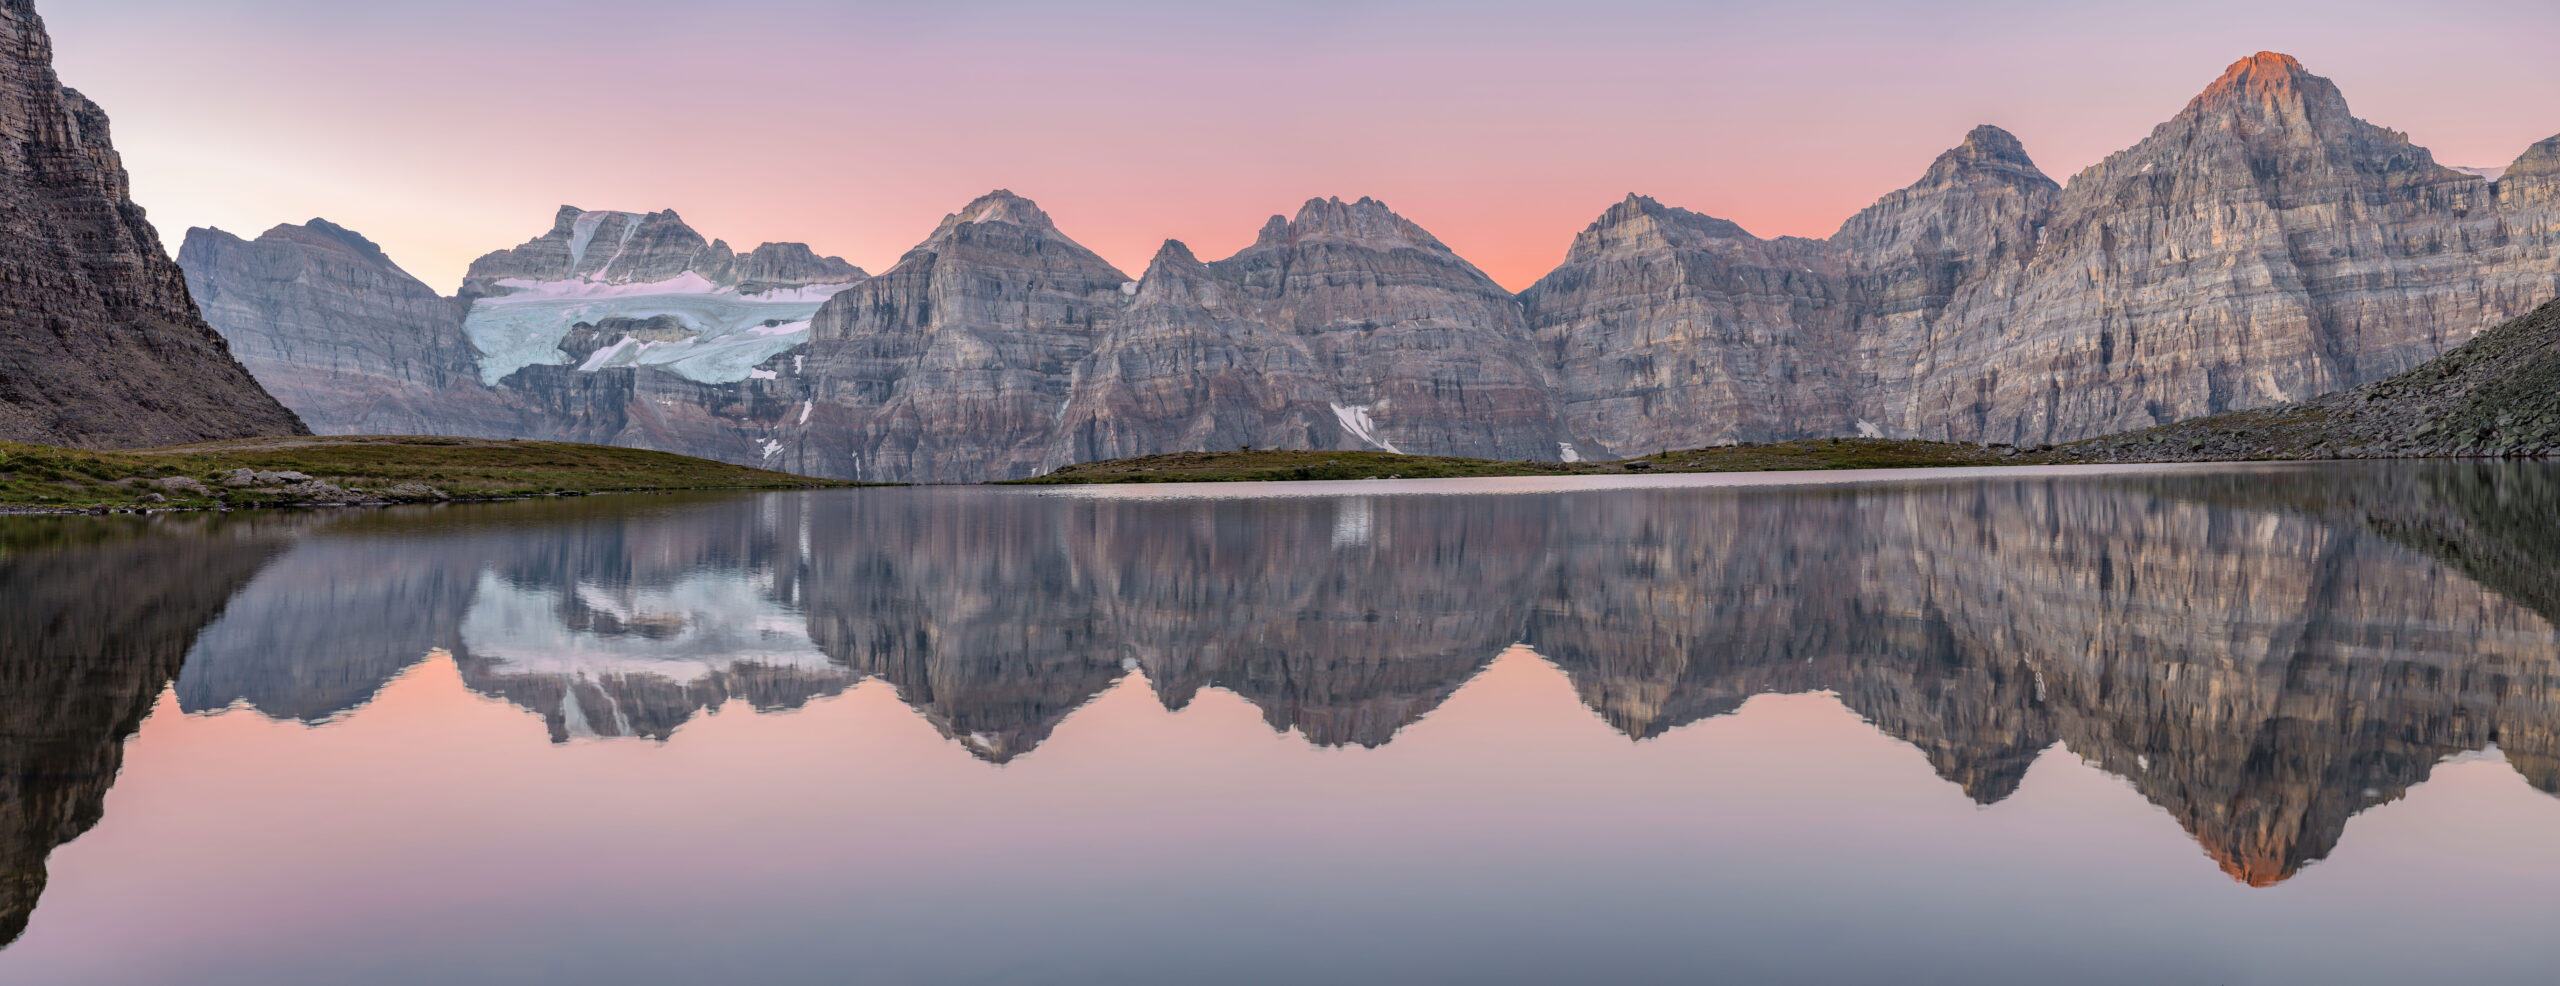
[732, 241, 866, 291]
[255, 219, 397, 268]
[936, 189, 1055, 234]
[1259, 196, 1447, 252]
[1126, 239, 1223, 307]
[1149, 238, 1201, 269]
[1919, 125, 2058, 190]
[2182, 50, 2356, 128]
[1563, 194, 1756, 263]
[2509, 134, 2560, 179]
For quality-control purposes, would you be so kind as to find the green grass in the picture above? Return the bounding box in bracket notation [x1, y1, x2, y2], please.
[0, 435, 867, 510]
[1003, 439, 2052, 485]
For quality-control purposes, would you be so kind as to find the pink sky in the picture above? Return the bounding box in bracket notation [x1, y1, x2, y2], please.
[46, 0, 2560, 292]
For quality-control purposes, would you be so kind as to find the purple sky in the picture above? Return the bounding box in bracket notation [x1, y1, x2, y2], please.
[46, 0, 2560, 291]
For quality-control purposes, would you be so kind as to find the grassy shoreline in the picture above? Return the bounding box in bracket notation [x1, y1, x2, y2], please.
[1000, 439, 2078, 485]
[0, 435, 866, 513]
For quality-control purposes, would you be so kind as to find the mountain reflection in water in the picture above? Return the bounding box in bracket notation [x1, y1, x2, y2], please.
[3, 462, 2559, 976]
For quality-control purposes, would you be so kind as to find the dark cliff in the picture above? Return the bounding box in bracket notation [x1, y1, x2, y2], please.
[0, 0, 304, 448]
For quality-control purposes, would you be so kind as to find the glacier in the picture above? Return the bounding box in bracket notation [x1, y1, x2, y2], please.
[464, 274, 856, 386]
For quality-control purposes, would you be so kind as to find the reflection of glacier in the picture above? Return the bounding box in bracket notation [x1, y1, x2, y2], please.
[460, 570, 827, 680]
[455, 569, 851, 742]
[157, 463, 2560, 886]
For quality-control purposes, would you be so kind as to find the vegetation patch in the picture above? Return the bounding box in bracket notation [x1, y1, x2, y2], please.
[0, 435, 866, 512]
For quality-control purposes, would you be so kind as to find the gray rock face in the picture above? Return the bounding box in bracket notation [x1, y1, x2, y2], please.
[799, 190, 1131, 482]
[1522, 194, 1857, 453]
[1200, 197, 1567, 460]
[1044, 197, 1569, 470]
[0, 0, 305, 448]
[2070, 297, 2560, 462]
[181, 221, 525, 437]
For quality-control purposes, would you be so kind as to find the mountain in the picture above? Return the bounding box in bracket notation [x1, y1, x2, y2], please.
[178, 52, 2560, 478]
[798, 190, 1129, 482]
[1522, 193, 1859, 452]
[0, 0, 304, 448]
[180, 221, 523, 437]
[1048, 196, 1571, 471]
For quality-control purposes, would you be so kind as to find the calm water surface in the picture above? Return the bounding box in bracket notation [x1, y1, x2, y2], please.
[4, 462, 2559, 985]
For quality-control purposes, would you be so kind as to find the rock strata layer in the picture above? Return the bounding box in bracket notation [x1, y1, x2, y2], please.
[0, 0, 305, 448]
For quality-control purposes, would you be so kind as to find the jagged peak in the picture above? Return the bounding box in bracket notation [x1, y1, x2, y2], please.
[221, 218, 401, 269]
[293, 218, 393, 262]
[1129, 239, 1216, 305]
[1149, 238, 1201, 268]
[1563, 194, 1756, 263]
[1920, 125, 2059, 189]
[2187, 51, 2347, 115]
[2509, 134, 2560, 179]
[1259, 195, 1448, 251]
[937, 189, 1055, 233]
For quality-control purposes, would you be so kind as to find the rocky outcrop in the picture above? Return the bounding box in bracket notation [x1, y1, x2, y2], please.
[0, 0, 304, 448]
[180, 221, 525, 437]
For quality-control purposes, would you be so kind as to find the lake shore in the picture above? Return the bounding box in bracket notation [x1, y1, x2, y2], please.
[0, 436, 868, 514]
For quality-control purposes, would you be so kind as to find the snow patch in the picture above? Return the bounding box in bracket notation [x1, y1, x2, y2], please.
[797, 400, 813, 425]
[1558, 442, 1583, 463]
[566, 211, 611, 270]
[576, 337, 641, 373]
[1329, 403, 1403, 454]
[748, 369, 778, 380]
[2452, 165, 2507, 181]
[1119, 281, 1139, 296]
[1855, 420, 1884, 439]
[760, 439, 784, 459]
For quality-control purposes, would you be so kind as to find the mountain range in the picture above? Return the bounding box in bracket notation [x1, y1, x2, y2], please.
[174, 52, 2560, 481]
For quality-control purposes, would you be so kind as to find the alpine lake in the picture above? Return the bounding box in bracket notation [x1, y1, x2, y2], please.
[4, 461, 2558, 985]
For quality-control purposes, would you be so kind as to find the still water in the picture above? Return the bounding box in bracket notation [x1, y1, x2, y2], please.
[3, 462, 2558, 985]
